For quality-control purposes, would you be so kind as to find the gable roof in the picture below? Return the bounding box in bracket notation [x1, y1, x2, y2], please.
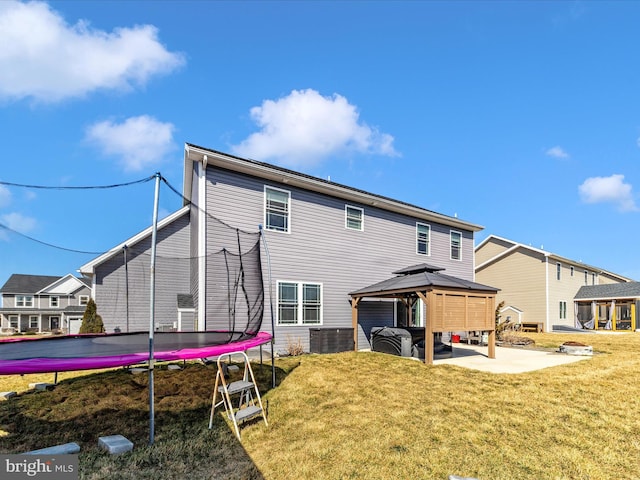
[38, 274, 89, 295]
[575, 283, 640, 300]
[475, 234, 633, 282]
[350, 267, 499, 298]
[183, 143, 484, 233]
[1, 274, 66, 294]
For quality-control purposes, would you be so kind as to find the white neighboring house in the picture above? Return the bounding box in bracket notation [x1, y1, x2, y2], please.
[0, 274, 91, 334]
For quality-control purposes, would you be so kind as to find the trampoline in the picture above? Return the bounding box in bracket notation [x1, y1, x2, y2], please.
[0, 331, 272, 375]
[0, 174, 278, 444]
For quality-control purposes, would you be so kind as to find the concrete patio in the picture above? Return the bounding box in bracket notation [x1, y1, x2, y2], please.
[433, 343, 591, 373]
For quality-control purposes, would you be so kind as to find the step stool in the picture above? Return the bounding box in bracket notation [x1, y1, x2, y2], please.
[209, 350, 268, 440]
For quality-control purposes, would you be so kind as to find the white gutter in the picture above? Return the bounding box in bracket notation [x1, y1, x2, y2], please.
[545, 255, 550, 332]
[197, 157, 207, 331]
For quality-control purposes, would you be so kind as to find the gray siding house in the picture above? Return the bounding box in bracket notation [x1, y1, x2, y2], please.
[80, 144, 483, 353]
[0, 274, 91, 334]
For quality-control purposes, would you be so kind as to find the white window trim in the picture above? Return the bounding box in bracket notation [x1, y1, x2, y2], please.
[450, 230, 462, 261]
[345, 205, 364, 231]
[416, 222, 431, 256]
[264, 185, 291, 234]
[276, 280, 323, 326]
[29, 315, 39, 329]
[556, 263, 562, 281]
[8, 315, 18, 328]
[16, 295, 33, 308]
[50, 296, 60, 308]
[79, 295, 89, 306]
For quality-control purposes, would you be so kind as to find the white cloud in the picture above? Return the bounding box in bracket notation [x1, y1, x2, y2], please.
[231, 89, 399, 168]
[546, 146, 569, 159]
[0, 212, 37, 233]
[578, 174, 637, 212]
[0, 1, 184, 103]
[86, 115, 176, 172]
[0, 185, 11, 208]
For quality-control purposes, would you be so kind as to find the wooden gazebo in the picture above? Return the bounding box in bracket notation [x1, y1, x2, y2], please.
[349, 264, 499, 364]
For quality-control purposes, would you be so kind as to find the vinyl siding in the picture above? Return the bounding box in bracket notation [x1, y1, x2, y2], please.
[357, 300, 395, 349]
[94, 212, 191, 332]
[475, 237, 514, 265]
[476, 248, 547, 327]
[547, 261, 587, 328]
[206, 166, 475, 353]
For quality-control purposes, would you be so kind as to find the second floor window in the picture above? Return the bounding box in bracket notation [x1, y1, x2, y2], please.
[416, 223, 430, 255]
[50, 296, 59, 308]
[265, 186, 290, 233]
[16, 295, 33, 307]
[557, 263, 562, 280]
[450, 231, 462, 261]
[345, 205, 363, 231]
[79, 295, 89, 306]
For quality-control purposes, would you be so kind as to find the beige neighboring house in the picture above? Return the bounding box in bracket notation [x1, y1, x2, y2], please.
[475, 235, 632, 332]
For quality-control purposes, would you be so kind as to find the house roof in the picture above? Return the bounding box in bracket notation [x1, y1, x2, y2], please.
[575, 283, 640, 300]
[183, 143, 484, 233]
[475, 234, 633, 282]
[1, 274, 65, 294]
[350, 267, 499, 298]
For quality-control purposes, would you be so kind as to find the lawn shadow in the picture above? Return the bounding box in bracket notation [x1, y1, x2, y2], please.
[0, 360, 294, 479]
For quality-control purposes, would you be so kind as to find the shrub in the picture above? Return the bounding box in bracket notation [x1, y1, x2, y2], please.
[79, 298, 105, 334]
[285, 335, 305, 356]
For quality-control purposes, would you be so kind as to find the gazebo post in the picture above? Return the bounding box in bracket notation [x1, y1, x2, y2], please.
[488, 295, 496, 359]
[417, 292, 433, 365]
[488, 330, 496, 359]
[351, 297, 360, 351]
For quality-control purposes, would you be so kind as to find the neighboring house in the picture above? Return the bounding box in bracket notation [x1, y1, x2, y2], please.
[0, 274, 91, 334]
[475, 235, 633, 332]
[80, 144, 488, 354]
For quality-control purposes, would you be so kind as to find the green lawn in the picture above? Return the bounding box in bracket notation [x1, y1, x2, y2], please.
[1, 332, 639, 479]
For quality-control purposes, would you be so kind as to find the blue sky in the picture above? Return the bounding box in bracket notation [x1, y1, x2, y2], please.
[1, 0, 640, 285]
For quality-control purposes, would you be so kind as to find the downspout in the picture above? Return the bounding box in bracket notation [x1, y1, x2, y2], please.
[198, 156, 208, 331]
[545, 254, 550, 332]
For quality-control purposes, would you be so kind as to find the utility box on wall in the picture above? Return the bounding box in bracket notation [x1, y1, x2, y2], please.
[309, 328, 354, 354]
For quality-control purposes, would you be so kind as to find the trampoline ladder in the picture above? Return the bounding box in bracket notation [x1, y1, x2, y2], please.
[209, 350, 267, 439]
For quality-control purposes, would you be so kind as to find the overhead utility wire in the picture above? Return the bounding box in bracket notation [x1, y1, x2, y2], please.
[0, 174, 261, 256]
[0, 222, 106, 255]
[0, 175, 156, 190]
